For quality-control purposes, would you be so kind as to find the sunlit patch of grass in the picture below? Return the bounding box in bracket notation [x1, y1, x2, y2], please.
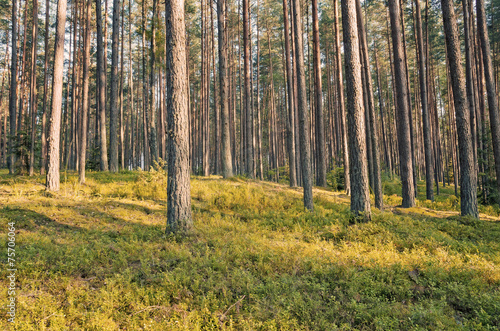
[0, 169, 499, 330]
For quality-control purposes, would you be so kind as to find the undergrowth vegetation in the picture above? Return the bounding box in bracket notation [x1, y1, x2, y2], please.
[0, 169, 499, 330]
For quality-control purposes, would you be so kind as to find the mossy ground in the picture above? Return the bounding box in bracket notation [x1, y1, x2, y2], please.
[0, 169, 499, 330]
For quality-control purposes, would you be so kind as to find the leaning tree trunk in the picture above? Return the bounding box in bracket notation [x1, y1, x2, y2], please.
[440, 0, 478, 217]
[218, 0, 233, 178]
[388, 0, 416, 207]
[292, 0, 314, 211]
[477, 0, 500, 202]
[46, 0, 68, 191]
[165, 0, 193, 232]
[342, 0, 371, 219]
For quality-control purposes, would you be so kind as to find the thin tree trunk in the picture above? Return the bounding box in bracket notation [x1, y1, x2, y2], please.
[79, 0, 91, 183]
[283, 0, 297, 187]
[415, 0, 434, 200]
[292, 0, 313, 211]
[109, 0, 120, 172]
[8, 0, 18, 174]
[96, 0, 109, 171]
[334, 0, 350, 195]
[243, 0, 254, 178]
[29, 0, 39, 176]
[312, 0, 326, 187]
[477, 0, 500, 201]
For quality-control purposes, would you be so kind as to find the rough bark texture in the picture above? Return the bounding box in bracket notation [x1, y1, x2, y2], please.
[218, 0, 233, 178]
[355, 0, 382, 210]
[96, 0, 109, 171]
[282, 0, 297, 187]
[292, 0, 313, 211]
[165, 0, 193, 232]
[388, 0, 415, 207]
[342, 0, 371, 219]
[46, 0, 68, 191]
[312, 0, 326, 187]
[477, 0, 500, 201]
[441, 0, 478, 217]
[415, 0, 434, 201]
[79, 0, 91, 184]
[110, 0, 120, 172]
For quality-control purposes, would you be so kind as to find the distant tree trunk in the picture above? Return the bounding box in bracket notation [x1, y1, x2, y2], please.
[312, 0, 326, 187]
[149, 0, 159, 165]
[356, 0, 382, 209]
[292, 0, 313, 210]
[243, 0, 254, 178]
[165, 0, 193, 233]
[29, 0, 39, 176]
[414, 0, 434, 201]
[79, 0, 91, 184]
[477, 0, 500, 201]
[388, 0, 416, 207]
[46, 0, 68, 191]
[441, 0, 478, 217]
[8, 0, 18, 174]
[282, 0, 297, 187]
[342, 0, 371, 218]
[334, 0, 350, 195]
[120, 2, 125, 169]
[96, 0, 109, 171]
[218, 0, 233, 178]
[374, 46, 392, 173]
[40, 0, 50, 175]
[109, 0, 120, 172]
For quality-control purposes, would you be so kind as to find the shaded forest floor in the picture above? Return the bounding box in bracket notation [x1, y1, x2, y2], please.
[0, 169, 499, 330]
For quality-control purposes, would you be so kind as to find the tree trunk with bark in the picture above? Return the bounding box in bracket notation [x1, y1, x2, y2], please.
[46, 0, 68, 191]
[165, 0, 193, 232]
[292, 0, 313, 211]
[342, 0, 371, 219]
[441, 0, 478, 217]
[388, 0, 416, 207]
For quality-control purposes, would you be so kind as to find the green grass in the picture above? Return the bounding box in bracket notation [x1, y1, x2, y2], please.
[0, 169, 499, 330]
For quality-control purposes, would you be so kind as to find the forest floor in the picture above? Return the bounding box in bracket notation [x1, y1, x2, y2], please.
[0, 168, 499, 330]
